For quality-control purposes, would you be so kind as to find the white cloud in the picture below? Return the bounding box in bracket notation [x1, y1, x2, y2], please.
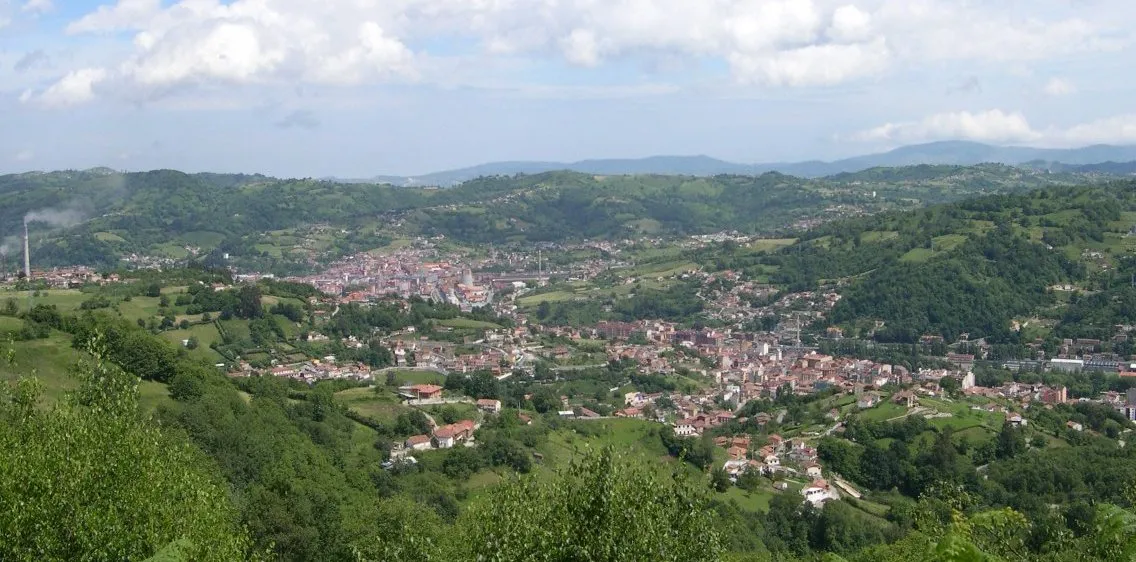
[22, 0, 52, 14]
[853, 110, 1136, 146]
[852, 110, 1041, 143]
[14, 149, 34, 161]
[1043, 77, 1077, 96]
[25, 0, 1133, 106]
[731, 37, 890, 86]
[1060, 114, 1136, 145]
[828, 5, 872, 42]
[22, 67, 108, 107]
[66, 0, 159, 34]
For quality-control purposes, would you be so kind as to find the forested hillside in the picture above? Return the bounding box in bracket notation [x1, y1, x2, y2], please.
[700, 180, 1136, 345]
[0, 165, 1094, 271]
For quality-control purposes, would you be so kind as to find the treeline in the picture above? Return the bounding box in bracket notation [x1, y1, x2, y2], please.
[533, 282, 705, 326]
[324, 297, 512, 340]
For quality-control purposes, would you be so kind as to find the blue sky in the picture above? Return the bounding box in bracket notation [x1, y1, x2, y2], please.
[1, 0, 1135, 177]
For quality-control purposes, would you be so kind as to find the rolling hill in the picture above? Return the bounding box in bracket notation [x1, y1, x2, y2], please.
[0, 164, 1099, 272]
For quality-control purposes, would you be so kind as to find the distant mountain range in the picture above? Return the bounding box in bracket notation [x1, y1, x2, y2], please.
[342, 141, 1136, 186]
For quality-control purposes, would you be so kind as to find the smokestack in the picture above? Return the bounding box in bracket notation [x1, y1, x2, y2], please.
[23, 221, 30, 280]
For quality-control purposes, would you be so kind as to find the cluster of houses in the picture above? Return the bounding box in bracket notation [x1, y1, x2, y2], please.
[404, 419, 479, 451]
[390, 339, 520, 376]
[2, 265, 105, 287]
[229, 358, 373, 383]
[398, 399, 506, 454]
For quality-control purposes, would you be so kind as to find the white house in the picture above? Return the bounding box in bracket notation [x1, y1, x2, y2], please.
[801, 479, 839, 507]
[477, 399, 502, 414]
[674, 419, 698, 437]
[405, 435, 432, 451]
[722, 459, 749, 477]
[856, 392, 880, 409]
[805, 464, 823, 479]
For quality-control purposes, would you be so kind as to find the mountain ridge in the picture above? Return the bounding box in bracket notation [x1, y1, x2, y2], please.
[340, 141, 1136, 186]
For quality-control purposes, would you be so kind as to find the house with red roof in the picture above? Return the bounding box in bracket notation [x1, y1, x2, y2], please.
[405, 434, 432, 451]
[408, 384, 443, 400]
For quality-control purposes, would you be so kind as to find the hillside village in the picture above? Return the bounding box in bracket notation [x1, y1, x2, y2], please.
[6, 230, 1136, 509]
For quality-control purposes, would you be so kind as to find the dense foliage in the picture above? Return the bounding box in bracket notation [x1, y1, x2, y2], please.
[0, 343, 254, 561]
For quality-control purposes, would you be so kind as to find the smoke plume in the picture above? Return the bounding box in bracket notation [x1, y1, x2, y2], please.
[24, 203, 89, 228]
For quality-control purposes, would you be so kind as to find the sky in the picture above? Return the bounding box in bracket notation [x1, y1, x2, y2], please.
[1, 0, 1135, 177]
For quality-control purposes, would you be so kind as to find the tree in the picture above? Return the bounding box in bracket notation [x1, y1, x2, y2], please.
[179, 319, 191, 330]
[236, 284, 264, 319]
[939, 375, 961, 395]
[765, 490, 816, 556]
[116, 330, 179, 382]
[394, 410, 432, 436]
[145, 282, 162, 297]
[442, 446, 484, 480]
[736, 468, 762, 492]
[186, 336, 200, 350]
[1, 298, 16, 316]
[710, 467, 732, 492]
[439, 405, 461, 424]
[458, 448, 723, 562]
[995, 423, 1027, 459]
[531, 387, 560, 413]
[0, 341, 256, 561]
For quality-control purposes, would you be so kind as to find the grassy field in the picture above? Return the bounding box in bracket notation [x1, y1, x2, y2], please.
[518, 290, 578, 307]
[0, 330, 84, 403]
[0, 315, 21, 332]
[94, 231, 126, 242]
[117, 296, 163, 323]
[219, 318, 251, 343]
[138, 380, 172, 413]
[899, 247, 934, 263]
[899, 234, 970, 262]
[437, 318, 503, 330]
[535, 419, 697, 490]
[858, 402, 908, 422]
[421, 402, 480, 422]
[335, 387, 413, 422]
[151, 243, 190, 259]
[12, 289, 88, 312]
[159, 322, 227, 364]
[368, 238, 414, 255]
[920, 397, 1006, 430]
[629, 260, 698, 278]
[177, 230, 226, 248]
[384, 369, 445, 385]
[748, 238, 798, 253]
[721, 483, 778, 512]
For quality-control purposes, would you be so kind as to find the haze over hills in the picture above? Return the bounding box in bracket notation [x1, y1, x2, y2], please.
[348, 141, 1136, 186]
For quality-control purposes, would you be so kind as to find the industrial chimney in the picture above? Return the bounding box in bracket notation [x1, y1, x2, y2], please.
[22, 221, 30, 280]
